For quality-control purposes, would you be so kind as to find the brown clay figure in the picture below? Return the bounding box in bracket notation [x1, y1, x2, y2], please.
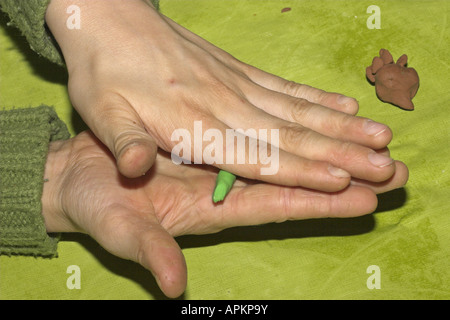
[366, 49, 419, 110]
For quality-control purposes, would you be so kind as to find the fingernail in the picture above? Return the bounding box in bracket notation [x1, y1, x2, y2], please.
[364, 120, 388, 136]
[368, 152, 394, 167]
[328, 165, 351, 178]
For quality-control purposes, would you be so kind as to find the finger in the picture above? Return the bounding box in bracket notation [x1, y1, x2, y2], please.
[172, 116, 351, 192]
[213, 96, 395, 183]
[86, 94, 158, 178]
[350, 160, 409, 194]
[217, 146, 351, 192]
[376, 147, 390, 158]
[95, 205, 187, 298]
[217, 184, 379, 229]
[244, 86, 392, 150]
[135, 221, 187, 299]
[242, 66, 360, 115]
[275, 123, 395, 182]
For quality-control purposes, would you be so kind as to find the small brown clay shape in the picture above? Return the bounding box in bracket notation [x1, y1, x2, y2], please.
[366, 49, 419, 110]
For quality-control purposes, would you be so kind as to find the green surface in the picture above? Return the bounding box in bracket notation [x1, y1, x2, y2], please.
[1, 0, 449, 299]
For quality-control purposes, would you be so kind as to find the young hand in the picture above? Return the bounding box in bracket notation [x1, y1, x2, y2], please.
[45, 0, 397, 192]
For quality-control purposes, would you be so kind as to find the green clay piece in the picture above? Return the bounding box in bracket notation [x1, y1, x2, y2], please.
[213, 170, 237, 203]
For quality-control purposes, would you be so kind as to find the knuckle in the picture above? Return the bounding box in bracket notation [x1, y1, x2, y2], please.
[287, 98, 314, 123]
[300, 191, 334, 218]
[328, 141, 355, 165]
[282, 80, 304, 96]
[325, 113, 354, 135]
[279, 123, 313, 148]
[312, 195, 334, 218]
[277, 187, 295, 222]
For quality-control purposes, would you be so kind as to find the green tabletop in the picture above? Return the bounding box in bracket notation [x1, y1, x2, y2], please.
[1, 0, 449, 299]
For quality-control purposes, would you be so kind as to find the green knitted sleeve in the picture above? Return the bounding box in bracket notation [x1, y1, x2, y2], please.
[0, 0, 160, 66]
[0, 106, 70, 257]
[0, 0, 63, 65]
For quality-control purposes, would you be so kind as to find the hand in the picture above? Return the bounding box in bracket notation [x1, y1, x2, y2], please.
[41, 131, 408, 298]
[46, 0, 397, 192]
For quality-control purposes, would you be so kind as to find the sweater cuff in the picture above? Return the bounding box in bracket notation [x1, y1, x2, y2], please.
[0, 0, 65, 66]
[0, 0, 160, 67]
[0, 106, 70, 257]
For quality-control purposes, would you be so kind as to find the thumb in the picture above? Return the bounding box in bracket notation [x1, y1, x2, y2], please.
[96, 205, 187, 298]
[114, 126, 158, 178]
[89, 95, 158, 178]
[137, 226, 188, 299]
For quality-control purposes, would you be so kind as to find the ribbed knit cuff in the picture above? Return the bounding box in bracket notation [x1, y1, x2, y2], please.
[0, 0, 65, 66]
[0, 0, 160, 67]
[0, 106, 70, 257]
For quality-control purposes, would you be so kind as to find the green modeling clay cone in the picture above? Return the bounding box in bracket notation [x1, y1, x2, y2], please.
[213, 170, 236, 203]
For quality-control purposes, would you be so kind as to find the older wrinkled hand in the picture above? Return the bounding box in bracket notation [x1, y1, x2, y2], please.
[41, 131, 408, 298]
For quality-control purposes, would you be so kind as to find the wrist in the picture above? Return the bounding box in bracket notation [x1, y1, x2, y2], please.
[41, 139, 75, 233]
[45, 0, 160, 70]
